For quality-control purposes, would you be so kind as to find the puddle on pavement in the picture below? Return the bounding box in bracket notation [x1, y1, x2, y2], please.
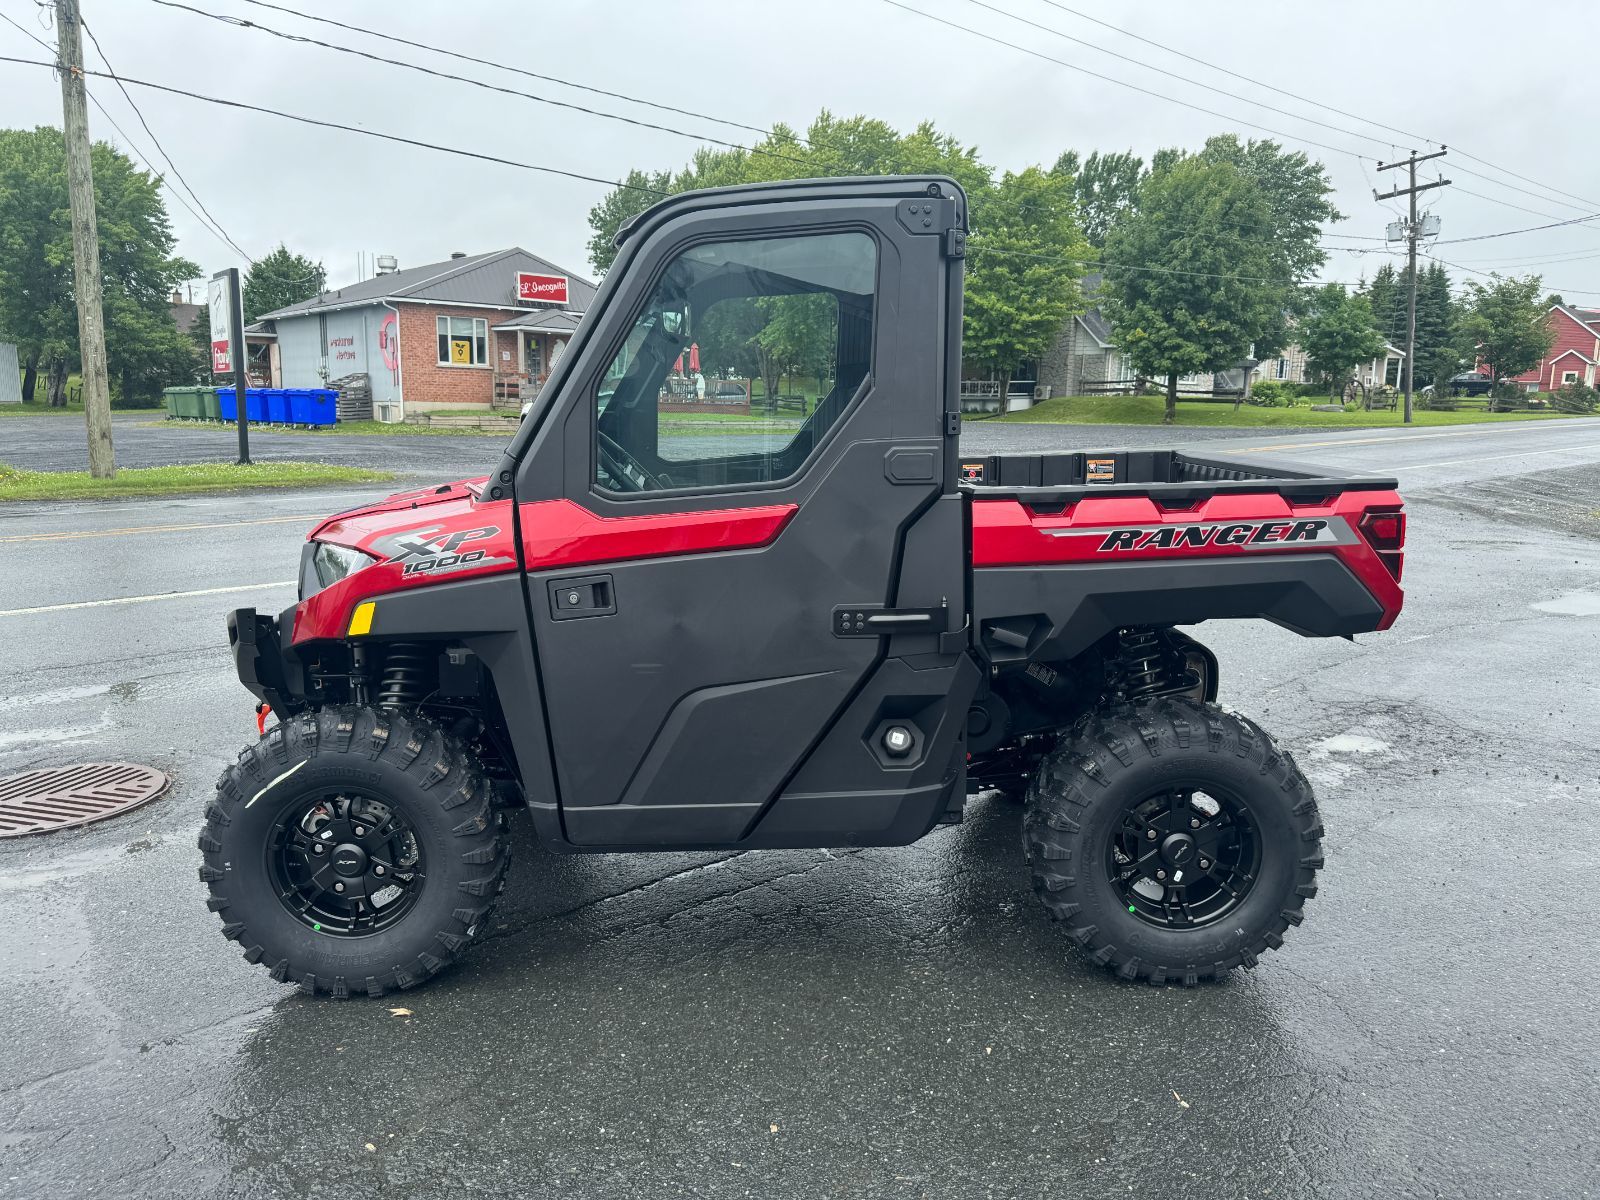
[1531, 590, 1600, 616]
[1304, 732, 1394, 788]
[1310, 733, 1392, 756]
[0, 683, 112, 714]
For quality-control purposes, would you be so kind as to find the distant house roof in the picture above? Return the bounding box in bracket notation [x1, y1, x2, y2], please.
[258, 248, 596, 319]
[1547, 347, 1597, 366]
[1077, 309, 1113, 347]
[1553, 303, 1600, 340]
[492, 309, 584, 335]
[169, 300, 202, 334]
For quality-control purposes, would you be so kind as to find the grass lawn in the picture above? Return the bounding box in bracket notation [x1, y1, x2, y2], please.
[146, 417, 513, 438]
[993, 395, 1596, 428]
[1, 399, 162, 417]
[0, 460, 394, 501]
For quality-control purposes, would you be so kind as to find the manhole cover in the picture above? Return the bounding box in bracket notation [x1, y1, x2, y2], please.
[0, 763, 171, 838]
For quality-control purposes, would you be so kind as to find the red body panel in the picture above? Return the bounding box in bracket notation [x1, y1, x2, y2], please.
[517, 498, 797, 572]
[971, 488, 1406, 629]
[292, 480, 797, 644]
[294, 481, 519, 644]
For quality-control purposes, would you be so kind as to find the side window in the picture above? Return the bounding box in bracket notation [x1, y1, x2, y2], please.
[593, 231, 876, 494]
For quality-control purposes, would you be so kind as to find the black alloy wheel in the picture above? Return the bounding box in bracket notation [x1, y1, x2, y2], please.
[267, 792, 426, 937]
[1106, 786, 1261, 929]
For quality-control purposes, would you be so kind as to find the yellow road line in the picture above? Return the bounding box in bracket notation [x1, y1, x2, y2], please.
[0, 514, 318, 544]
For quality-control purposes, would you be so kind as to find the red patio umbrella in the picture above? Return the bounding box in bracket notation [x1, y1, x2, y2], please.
[672, 354, 684, 374]
[688, 342, 701, 372]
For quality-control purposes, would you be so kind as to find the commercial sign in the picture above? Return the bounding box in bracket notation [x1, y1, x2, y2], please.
[208, 272, 232, 374]
[516, 271, 569, 306]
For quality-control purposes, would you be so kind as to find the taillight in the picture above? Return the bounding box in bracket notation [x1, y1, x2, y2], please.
[1358, 508, 1406, 581]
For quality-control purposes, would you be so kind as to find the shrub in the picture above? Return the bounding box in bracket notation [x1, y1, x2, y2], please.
[1418, 390, 1457, 411]
[1488, 381, 1528, 412]
[1552, 382, 1599, 414]
[1247, 379, 1293, 406]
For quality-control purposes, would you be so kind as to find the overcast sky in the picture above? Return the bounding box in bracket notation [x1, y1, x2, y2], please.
[7, 0, 1600, 302]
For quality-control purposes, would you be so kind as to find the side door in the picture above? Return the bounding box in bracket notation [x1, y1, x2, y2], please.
[512, 180, 975, 848]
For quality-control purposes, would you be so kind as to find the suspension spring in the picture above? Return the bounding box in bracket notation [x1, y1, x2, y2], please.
[1118, 628, 1167, 699]
[376, 643, 431, 711]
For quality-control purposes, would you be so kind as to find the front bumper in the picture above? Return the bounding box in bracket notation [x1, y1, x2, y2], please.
[227, 604, 307, 712]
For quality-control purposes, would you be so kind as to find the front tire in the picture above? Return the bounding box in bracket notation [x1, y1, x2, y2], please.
[1023, 697, 1321, 985]
[199, 706, 510, 998]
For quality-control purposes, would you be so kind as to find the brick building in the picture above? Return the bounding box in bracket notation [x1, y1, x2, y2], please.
[254, 248, 595, 417]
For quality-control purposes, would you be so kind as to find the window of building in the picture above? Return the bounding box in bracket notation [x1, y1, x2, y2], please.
[1276, 357, 1288, 379]
[437, 316, 489, 366]
[1561, 370, 1579, 385]
[592, 230, 876, 495]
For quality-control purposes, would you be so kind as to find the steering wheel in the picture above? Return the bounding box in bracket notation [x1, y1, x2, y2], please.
[597, 430, 665, 492]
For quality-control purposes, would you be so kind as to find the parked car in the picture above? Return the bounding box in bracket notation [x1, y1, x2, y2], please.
[1445, 371, 1494, 397]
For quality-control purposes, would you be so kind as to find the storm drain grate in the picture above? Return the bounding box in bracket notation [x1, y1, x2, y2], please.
[0, 763, 171, 838]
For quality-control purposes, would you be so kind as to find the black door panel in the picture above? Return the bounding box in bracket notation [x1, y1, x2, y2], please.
[513, 178, 971, 851]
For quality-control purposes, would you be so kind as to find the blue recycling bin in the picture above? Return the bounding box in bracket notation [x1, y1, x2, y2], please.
[217, 386, 237, 421]
[263, 388, 291, 425]
[244, 389, 267, 422]
[289, 388, 336, 426]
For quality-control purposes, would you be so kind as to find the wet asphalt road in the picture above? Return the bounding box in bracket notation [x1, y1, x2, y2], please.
[2, 417, 1599, 1198]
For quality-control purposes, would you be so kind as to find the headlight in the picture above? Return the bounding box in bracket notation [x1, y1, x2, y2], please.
[311, 541, 378, 589]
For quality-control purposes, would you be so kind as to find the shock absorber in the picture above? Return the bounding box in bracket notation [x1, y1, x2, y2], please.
[376, 643, 431, 711]
[1118, 628, 1167, 699]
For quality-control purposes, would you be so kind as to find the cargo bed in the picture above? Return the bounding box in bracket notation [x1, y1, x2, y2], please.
[960, 448, 1397, 503]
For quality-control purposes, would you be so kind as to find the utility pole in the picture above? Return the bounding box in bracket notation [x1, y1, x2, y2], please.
[1376, 148, 1450, 424]
[55, 0, 115, 476]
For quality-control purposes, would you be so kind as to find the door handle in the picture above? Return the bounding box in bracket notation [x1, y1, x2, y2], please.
[548, 573, 616, 620]
[832, 602, 949, 637]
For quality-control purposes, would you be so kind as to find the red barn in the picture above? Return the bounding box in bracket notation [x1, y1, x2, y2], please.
[1509, 305, 1600, 391]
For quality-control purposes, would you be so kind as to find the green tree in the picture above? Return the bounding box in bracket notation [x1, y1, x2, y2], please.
[1413, 262, 1458, 388]
[243, 244, 327, 323]
[1099, 156, 1279, 422]
[1299, 283, 1387, 396]
[586, 167, 673, 275]
[1195, 135, 1338, 364]
[963, 166, 1086, 402]
[0, 126, 199, 406]
[1361, 262, 1405, 346]
[1051, 149, 1143, 246]
[585, 112, 1082, 386]
[1458, 274, 1554, 382]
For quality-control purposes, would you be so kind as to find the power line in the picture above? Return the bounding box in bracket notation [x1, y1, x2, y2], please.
[0, 6, 245, 260]
[236, 0, 774, 141]
[142, 0, 814, 171]
[1450, 161, 1598, 215]
[1022, 0, 1600, 219]
[0, 54, 673, 197]
[873, 0, 1370, 159]
[1433, 210, 1600, 246]
[1027, 0, 1430, 148]
[75, 14, 253, 262]
[1426, 252, 1600, 298]
[956, 0, 1393, 151]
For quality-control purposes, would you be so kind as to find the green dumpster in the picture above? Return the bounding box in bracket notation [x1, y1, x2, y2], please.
[199, 386, 223, 421]
[171, 386, 205, 419]
[161, 387, 182, 418]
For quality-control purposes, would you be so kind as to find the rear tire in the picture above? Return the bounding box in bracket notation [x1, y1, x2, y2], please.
[1023, 697, 1320, 985]
[199, 706, 510, 998]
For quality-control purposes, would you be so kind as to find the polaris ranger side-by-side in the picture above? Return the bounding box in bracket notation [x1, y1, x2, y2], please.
[205, 177, 1406, 997]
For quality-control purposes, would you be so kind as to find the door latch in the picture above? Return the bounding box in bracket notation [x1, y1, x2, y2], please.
[548, 573, 616, 620]
[833, 602, 949, 637]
